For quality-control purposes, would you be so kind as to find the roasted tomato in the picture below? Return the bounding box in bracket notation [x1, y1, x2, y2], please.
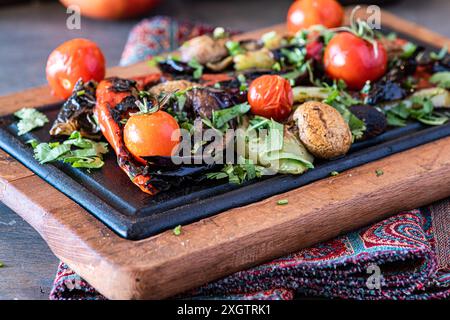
[247, 75, 293, 122]
[324, 32, 388, 90]
[46, 38, 105, 99]
[123, 111, 180, 157]
[287, 0, 344, 34]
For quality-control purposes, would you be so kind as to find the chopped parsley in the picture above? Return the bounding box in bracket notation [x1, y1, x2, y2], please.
[237, 74, 248, 91]
[330, 171, 340, 176]
[173, 225, 182, 236]
[225, 40, 244, 56]
[212, 102, 250, 131]
[375, 169, 384, 177]
[206, 158, 263, 184]
[29, 131, 108, 169]
[430, 46, 448, 61]
[401, 42, 417, 59]
[430, 72, 450, 89]
[322, 81, 366, 140]
[277, 199, 289, 205]
[14, 108, 49, 136]
[188, 58, 204, 79]
[384, 96, 448, 127]
[0, 261, 3, 268]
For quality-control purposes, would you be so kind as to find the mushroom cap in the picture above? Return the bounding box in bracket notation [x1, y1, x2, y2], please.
[293, 101, 352, 159]
[180, 35, 228, 65]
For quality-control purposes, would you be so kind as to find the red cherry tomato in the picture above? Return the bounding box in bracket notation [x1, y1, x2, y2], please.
[46, 38, 105, 99]
[59, 0, 160, 20]
[247, 75, 293, 122]
[287, 0, 344, 34]
[323, 32, 388, 90]
[123, 111, 180, 157]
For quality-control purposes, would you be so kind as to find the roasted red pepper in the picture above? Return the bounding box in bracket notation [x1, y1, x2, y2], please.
[94, 75, 162, 195]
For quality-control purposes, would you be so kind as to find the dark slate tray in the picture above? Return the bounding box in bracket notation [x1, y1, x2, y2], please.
[1, 105, 449, 240]
[0, 28, 447, 240]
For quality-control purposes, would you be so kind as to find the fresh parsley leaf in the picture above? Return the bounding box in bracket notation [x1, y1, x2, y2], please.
[429, 72, 450, 89]
[277, 199, 289, 205]
[322, 82, 366, 140]
[225, 40, 244, 56]
[148, 55, 164, 67]
[173, 225, 182, 236]
[430, 46, 448, 61]
[30, 132, 108, 169]
[212, 102, 251, 130]
[206, 159, 263, 184]
[0, 261, 3, 267]
[401, 42, 417, 59]
[33, 142, 71, 164]
[14, 108, 49, 136]
[375, 169, 384, 177]
[330, 171, 339, 176]
[188, 59, 204, 79]
[237, 74, 248, 91]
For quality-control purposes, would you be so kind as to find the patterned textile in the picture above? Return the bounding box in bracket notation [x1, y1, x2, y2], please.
[120, 16, 216, 66]
[49, 16, 450, 300]
[50, 208, 450, 300]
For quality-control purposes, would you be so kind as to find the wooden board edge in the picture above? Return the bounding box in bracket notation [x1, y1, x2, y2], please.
[1, 137, 450, 299]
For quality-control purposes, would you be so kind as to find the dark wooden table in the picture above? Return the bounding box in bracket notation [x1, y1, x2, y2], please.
[0, 0, 449, 300]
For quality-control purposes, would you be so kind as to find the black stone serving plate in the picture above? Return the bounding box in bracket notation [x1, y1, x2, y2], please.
[1, 105, 449, 240]
[0, 28, 447, 240]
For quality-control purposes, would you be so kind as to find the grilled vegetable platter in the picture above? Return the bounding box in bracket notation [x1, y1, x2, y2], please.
[2, 16, 450, 239]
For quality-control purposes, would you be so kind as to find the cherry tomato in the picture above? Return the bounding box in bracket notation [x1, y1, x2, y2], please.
[46, 38, 105, 99]
[287, 0, 344, 34]
[59, 0, 160, 20]
[324, 32, 388, 90]
[247, 75, 293, 122]
[124, 111, 180, 157]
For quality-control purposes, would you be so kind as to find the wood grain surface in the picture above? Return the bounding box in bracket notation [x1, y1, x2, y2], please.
[1, 8, 450, 299]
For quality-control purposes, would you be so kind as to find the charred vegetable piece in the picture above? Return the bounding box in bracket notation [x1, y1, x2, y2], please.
[50, 79, 100, 138]
[349, 105, 387, 140]
[95, 77, 159, 194]
[366, 80, 406, 106]
[184, 87, 247, 119]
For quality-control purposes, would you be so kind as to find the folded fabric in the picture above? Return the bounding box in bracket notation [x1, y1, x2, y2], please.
[50, 16, 450, 300]
[50, 206, 450, 300]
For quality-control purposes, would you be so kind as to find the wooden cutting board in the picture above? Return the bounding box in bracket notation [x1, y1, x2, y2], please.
[0, 8, 450, 299]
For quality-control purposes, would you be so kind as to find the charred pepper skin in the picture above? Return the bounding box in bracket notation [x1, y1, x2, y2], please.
[94, 75, 162, 195]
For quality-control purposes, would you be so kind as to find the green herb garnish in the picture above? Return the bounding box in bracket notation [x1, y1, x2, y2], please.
[29, 131, 108, 169]
[401, 42, 418, 59]
[173, 225, 182, 236]
[237, 74, 248, 91]
[188, 59, 204, 79]
[225, 40, 244, 56]
[430, 46, 448, 61]
[206, 158, 263, 184]
[212, 102, 251, 130]
[277, 199, 289, 205]
[375, 169, 384, 177]
[322, 81, 366, 140]
[429, 72, 450, 89]
[14, 108, 49, 136]
[330, 171, 339, 176]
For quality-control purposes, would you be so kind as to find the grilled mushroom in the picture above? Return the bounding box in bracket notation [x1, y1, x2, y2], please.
[293, 101, 352, 159]
[180, 35, 228, 65]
